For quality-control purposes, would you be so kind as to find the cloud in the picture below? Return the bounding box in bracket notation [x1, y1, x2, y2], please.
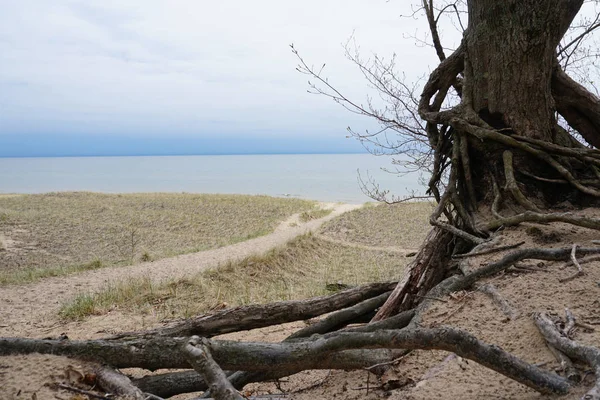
[0, 1, 458, 155]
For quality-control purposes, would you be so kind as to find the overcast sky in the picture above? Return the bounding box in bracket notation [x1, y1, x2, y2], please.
[0, 1, 460, 156]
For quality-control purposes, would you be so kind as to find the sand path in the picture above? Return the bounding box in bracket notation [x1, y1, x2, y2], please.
[0, 203, 362, 337]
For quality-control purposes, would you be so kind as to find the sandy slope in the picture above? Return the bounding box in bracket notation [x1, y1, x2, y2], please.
[5, 206, 600, 400]
[0, 202, 361, 338]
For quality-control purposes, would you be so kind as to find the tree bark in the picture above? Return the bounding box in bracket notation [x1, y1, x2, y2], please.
[553, 65, 600, 148]
[372, 227, 453, 321]
[184, 336, 243, 400]
[0, 328, 570, 395]
[465, 0, 582, 140]
[94, 365, 146, 400]
[113, 281, 395, 339]
[534, 312, 600, 399]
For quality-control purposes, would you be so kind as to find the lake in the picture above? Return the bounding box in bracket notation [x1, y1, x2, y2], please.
[0, 153, 424, 204]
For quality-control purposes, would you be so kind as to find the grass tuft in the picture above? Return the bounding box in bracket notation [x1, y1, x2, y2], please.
[299, 208, 333, 222]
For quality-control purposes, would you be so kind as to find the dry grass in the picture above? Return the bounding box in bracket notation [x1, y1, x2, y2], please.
[59, 233, 410, 321]
[0, 192, 317, 284]
[299, 208, 333, 222]
[319, 202, 434, 249]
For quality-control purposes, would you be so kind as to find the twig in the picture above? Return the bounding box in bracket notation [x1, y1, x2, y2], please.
[559, 244, 585, 283]
[415, 294, 448, 303]
[546, 344, 580, 382]
[563, 308, 576, 338]
[438, 301, 467, 323]
[453, 241, 526, 258]
[478, 284, 519, 320]
[364, 353, 411, 371]
[562, 254, 600, 268]
[291, 370, 332, 394]
[56, 384, 111, 400]
[576, 321, 596, 331]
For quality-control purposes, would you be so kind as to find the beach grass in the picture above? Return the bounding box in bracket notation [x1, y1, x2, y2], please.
[298, 208, 333, 222]
[0, 192, 318, 285]
[59, 233, 411, 321]
[319, 201, 435, 249]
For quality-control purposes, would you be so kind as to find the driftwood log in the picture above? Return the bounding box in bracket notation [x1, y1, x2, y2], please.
[110, 281, 397, 339]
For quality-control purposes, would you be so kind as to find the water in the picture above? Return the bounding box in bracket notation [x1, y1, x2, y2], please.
[0, 154, 424, 204]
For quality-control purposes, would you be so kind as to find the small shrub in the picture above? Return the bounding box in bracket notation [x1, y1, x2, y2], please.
[59, 294, 96, 320]
[86, 259, 103, 269]
[140, 252, 152, 262]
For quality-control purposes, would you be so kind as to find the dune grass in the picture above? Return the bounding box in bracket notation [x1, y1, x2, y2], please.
[299, 208, 333, 222]
[59, 233, 409, 321]
[319, 201, 434, 249]
[0, 192, 318, 284]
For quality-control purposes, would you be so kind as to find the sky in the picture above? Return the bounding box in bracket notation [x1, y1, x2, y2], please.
[0, 1, 456, 157]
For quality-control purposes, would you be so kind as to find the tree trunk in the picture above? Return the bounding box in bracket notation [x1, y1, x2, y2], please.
[465, 0, 581, 140]
[464, 0, 584, 203]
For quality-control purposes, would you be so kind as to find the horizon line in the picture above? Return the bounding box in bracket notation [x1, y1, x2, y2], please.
[0, 150, 370, 159]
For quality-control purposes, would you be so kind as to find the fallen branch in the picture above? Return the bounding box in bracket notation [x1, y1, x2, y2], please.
[559, 245, 585, 283]
[373, 227, 454, 320]
[534, 312, 600, 399]
[478, 284, 519, 320]
[94, 365, 147, 400]
[0, 327, 570, 395]
[185, 336, 243, 400]
[287, 291, 391, 340]
[132, 370, 209, 399]
[111, 281, 396, 339]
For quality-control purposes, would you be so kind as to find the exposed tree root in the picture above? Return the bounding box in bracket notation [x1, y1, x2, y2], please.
[484, 211, 600, 231]
[502, 150, 543, 212]
[453, 241, 525, 259]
